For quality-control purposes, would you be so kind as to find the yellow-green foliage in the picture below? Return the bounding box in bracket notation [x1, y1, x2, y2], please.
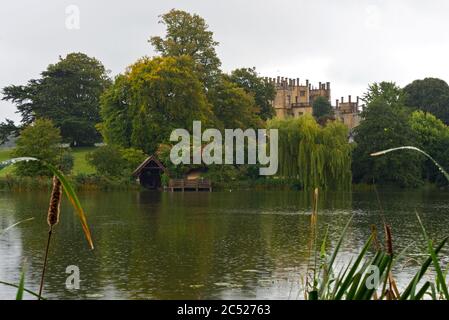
[268, 115, 352, 190]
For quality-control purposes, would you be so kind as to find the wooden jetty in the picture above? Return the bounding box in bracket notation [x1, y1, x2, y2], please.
[168, 178, 212, 192]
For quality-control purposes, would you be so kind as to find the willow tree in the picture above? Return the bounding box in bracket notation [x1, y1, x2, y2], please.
[268, 115, 352, 190]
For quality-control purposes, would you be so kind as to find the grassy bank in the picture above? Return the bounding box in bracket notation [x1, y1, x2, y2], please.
[0, 148, 14, 177]
[0, 147, 97, 177]
[0, 147, 141, 191]
[71, 147, 96, 175]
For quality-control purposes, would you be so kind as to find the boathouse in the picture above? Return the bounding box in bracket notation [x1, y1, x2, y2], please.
[132, 155, 167, 190]
[132, 156, 212, 191]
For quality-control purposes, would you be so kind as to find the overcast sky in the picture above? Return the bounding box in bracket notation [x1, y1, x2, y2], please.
[1, 0, 449, 122]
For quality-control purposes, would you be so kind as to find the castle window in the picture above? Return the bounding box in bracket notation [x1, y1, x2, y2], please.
[300, 90, 306, 97]
[295, 96, 298, 103]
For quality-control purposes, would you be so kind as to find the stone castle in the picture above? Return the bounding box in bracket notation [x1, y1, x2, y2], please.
[265, 77, 361, 129]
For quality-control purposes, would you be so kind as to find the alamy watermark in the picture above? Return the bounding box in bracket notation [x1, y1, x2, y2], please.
[65, 265, 80, 290]
[169, 121, 278, 176]
[65, 5, 80, 30]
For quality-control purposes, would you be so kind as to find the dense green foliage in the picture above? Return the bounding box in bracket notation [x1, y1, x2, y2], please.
[149, 9, 221, 89]
[312, 96, 334, 124]
[353, 83, 423, 187]
[404, 78, 449, 125]
[101, 11, 270, 156]
[86, 145, 147, 178]
[269, 115, 352, 190]
[2, 53, 111, 146]
[228, 67, 276, 120]
[12, 119, 65, 176]
[409, 111, 449, 186]
[362, 81, 404, 106]
[99, 56, 213, 154]
[208, 76, 262, 129]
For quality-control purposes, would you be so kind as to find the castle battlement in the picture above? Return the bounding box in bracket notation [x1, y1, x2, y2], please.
[267, 76, 361, 129]
[335, 95, 363, 129]
[267, 76, 331, 119]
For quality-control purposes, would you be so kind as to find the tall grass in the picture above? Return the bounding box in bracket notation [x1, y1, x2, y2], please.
[306, 210, 449, 299]
[303, 145, 449, 300]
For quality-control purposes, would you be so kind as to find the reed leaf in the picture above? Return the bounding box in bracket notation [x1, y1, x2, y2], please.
[15, 270, 25, 300]
[334, 235, 373, 299]
[416, 212, 449, 299]
[0, 218, 34, 236]
[414, 281, 431, 300]
[0, 280, 43, 299]
[355, 253, 391, 300]
[400, 235, 449, 299]
[325, 215, 354, 279]
[346, 272, 363, 299]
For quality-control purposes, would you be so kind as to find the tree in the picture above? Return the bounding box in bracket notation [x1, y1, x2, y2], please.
[403, 78, 449, 125]
[208, 76, 263, 129]
[86, 145, 127, 177]
[12, 119, 63, 176]
[99, 55, 214, 154]
[149, 9, 221, 89]
[2, 52, 111, 146]
[228, 68, 276, 120]
[362, 81, 404, 105]
[312, 96, 334, 122]
[0, 119, 17, 145]
[409, 110, 449, 186]
[268, 115, 352, 190]
[352, 96, 423, 187]
[121, 148, 148, 171]
[97, 74, 133, 148]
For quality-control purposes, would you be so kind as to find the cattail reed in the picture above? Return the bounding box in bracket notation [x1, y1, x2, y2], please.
[47, 176, 62, 227]
[384, 224, 393, 256]
[38, 175, 63, 300]
[370, 224, 381, 251]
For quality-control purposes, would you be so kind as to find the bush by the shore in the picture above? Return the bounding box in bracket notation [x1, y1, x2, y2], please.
[0, 174, 142, 192]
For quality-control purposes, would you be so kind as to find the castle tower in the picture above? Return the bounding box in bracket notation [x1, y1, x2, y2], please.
[270, 77, 331, 119]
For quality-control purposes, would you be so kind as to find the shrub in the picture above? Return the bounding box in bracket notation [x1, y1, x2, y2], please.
[12, 119, 62, 176]
[59, 149, 74, 174]
[86, 145, 147, 178]
[86, 145, 126, 177]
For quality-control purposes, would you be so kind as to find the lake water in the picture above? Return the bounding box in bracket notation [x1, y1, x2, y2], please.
[0, 189, 448, 300]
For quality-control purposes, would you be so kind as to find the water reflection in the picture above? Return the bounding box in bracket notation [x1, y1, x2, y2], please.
[0, 189, 448, 299]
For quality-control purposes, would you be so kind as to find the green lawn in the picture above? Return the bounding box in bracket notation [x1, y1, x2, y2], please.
[0, 148, 14, 177]
[0, 147, 97, 176]
[72, 147, 96, 175]
[0, 148, 12, 161]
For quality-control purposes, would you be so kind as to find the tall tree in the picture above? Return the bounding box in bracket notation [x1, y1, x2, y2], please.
[228, 67, 276, 121]
[149, 9, 221, 89]
[208, 76, 263, 130]
[2, 53, 111, 146]
[403, 78, 449, 125]
[312, 96, 334, 123]
[99, 55, 214, 154]
[362, 81, 404, 105]
[409, 110, 449, 186]
[353, 86, 423, 187]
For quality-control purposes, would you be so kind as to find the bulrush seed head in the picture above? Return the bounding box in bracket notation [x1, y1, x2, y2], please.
[47, 176, 62, 227]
